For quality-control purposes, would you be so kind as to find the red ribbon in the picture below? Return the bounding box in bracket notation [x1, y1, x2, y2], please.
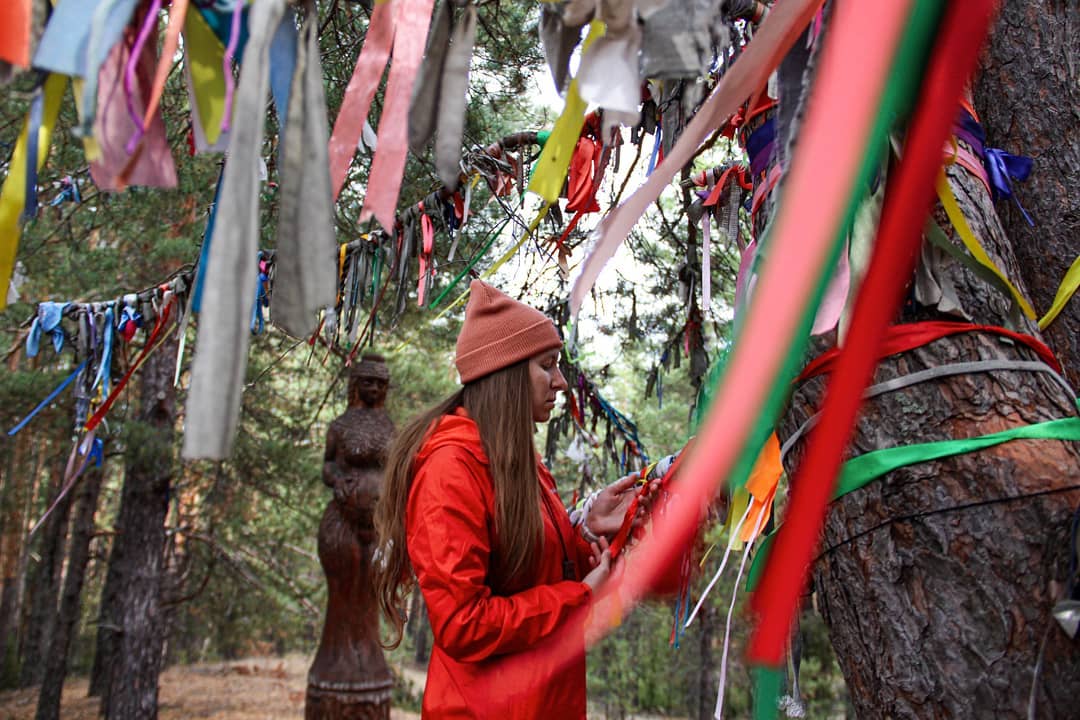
[417, 202, 434, 306]
[797, 321, 1061, 383]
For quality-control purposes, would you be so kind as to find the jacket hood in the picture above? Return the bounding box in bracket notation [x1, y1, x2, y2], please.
[415, 407, 490, 466]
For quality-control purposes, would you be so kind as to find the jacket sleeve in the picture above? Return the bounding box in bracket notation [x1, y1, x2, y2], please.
[407, 447, 592, 664]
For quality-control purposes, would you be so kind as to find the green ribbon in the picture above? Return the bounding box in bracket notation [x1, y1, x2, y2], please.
[753, 666, 785, 720]
[426, 215, 513, 310]
[746, 414, 1080, 592]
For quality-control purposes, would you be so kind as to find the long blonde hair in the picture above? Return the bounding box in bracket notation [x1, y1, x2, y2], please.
[374, 360, 541, 648]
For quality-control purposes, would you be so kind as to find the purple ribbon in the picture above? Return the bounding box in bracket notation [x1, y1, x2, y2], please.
[984, 147, 1034, 226]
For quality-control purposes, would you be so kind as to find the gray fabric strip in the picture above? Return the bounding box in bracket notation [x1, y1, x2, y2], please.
[271, 3, 337, 338]
[435, 2, 477, 188]
[183, 0, 287, 460]
[408, 0, 452, 154]
[781, 359, 1076, 464]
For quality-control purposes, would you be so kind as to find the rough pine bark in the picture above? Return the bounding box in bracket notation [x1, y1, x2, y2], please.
[99, 332, 178, 720]
[973, 0, 1080, 388]
[19, 450, 74, 688]
[34, 464, 105, 720]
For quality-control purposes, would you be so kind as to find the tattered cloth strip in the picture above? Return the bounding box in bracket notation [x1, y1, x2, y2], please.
[129, 0, 189, 155]
[184, 0, 288, 460]
[408, 0, 452, 154]
[569, 0, 823, 316]
[90, 14, 177, 191]
[0, 0, 31, 67]
[327, 0, 395, 200]
[184, 8, 231, 152]
[748, 0, 996, 678]
[43, 0, 143, 135]
[271, 3, 337, 339]
[529, 21, 604, 206]
[0, 74, 66, 310]
[361, 0, 437, 231]
[434, 3, 477, 188]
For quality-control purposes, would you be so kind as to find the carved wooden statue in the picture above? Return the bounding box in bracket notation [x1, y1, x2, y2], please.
[306, 355, 395, 720]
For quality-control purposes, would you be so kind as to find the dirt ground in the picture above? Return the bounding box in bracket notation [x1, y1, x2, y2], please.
[0, 655, 422, 720]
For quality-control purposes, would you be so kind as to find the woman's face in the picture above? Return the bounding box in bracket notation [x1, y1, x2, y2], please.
[528, 348, 567, 423]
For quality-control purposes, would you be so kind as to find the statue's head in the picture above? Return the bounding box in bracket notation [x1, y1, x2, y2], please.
[348, 354, 390, 408]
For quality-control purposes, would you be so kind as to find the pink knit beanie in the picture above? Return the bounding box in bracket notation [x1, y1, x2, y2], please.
[455, 280, 562, 383]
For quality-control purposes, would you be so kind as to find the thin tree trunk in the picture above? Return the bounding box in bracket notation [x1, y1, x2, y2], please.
[88, 527, 122, 698]
[100, 332, 178, 720]
[0, 429, 31, 687]
[34, 463, 105, 720]
[19, 449, 74, 688]
[973, 0, 1080, 388]
[694, 601, 715, 720]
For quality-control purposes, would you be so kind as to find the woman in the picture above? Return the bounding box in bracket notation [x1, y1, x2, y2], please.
[374, 280, 648, 719]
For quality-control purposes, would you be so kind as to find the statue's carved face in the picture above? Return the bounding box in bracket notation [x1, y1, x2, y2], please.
[351, 376, 388, 408]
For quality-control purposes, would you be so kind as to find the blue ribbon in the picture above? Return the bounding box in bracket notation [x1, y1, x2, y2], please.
[984, 147, 1034, 226]
[646, 127, 662, 177]
[191, 167, 224, 313]
[92, 306, 114, 394]
[86, 437, 105, 467]
[7, 358, 90, 436]
[251, 255, 269, 334]
[26, 302, 70, 357]
[268, 5, 298, 134]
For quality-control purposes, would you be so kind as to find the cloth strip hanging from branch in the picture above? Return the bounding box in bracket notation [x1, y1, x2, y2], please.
[184, 0, 288, 461]
[271, 0, 337, 339]
[0, 74, 66, 310]
[360, 0, 437, 231]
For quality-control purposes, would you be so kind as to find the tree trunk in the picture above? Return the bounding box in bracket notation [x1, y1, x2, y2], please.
[766, 8, 1080, 716]
[34, 463, 105, 720]
[973, 0, 1080, 388]
[88, 527, 122, 698]
[693, 601, 715, 720]
[99, 332, 178, 720]
[0, 429, 31, 687]
[19, 449, 74, 688]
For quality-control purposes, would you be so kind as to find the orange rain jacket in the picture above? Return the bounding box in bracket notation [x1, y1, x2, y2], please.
[406, 408, 596, 719]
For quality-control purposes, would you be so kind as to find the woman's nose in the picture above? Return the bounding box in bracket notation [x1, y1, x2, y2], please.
[552, 366, 568, 391]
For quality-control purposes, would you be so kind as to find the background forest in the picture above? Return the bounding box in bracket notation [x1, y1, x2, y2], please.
[1, 1, 1077, 719]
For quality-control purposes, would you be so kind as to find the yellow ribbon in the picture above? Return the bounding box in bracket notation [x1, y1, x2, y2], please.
[71, 78, 102, 162]
[935, 171, 1036, 320]
[1038, 254, 1080, 330]
[0, 74, 68, 309]
[184, 9, 228, 146]
[527, 20, 604, 203]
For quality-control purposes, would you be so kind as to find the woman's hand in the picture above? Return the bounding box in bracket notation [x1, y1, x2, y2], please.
[581, 537, 612, 592]
[585, 474, 662, 539]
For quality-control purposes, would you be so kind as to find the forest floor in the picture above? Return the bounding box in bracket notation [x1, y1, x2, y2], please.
[0, 654, 683, 719]
[0, 654, 422, 720]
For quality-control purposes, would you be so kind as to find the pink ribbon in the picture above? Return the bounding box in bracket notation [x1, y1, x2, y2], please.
[327, 1, 397, 201]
